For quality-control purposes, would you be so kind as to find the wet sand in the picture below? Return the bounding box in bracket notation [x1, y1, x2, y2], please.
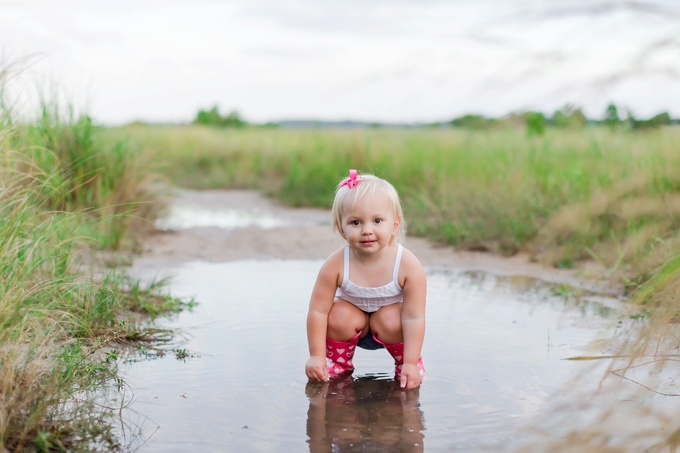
[135, 188, 619, 296]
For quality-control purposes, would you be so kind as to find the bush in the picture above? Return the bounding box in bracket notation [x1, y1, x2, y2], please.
[526, 112, 546, 136]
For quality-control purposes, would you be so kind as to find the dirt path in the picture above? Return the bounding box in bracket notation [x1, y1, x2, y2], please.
[133, 189, 618, 295]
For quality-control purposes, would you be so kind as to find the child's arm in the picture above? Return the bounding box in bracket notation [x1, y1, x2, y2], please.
[306, 250, 342, 381]
[400, 249, 427, 389]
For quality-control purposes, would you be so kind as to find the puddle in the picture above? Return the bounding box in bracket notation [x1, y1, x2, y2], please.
[120, 261, 621, 452]
[155, 205, 287, 230]
[153, 189, 329, 231]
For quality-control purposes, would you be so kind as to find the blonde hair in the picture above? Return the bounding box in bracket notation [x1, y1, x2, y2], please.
[331, 172, 407, 244]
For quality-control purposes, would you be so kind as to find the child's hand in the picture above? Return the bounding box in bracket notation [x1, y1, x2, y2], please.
[400, 364, 421, 390]
[305, 356, 329, 381]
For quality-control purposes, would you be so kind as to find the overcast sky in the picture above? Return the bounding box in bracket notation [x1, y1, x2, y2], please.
[2, 0, 679, 124]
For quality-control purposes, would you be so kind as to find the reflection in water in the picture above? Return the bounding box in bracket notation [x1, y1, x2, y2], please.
[306, 375, 425, 453]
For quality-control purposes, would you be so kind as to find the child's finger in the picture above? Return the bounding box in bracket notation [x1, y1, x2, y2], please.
[307, 367, 326, 381]
[401, 372, 420, 390]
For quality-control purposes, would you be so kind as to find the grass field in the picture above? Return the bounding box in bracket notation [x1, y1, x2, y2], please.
[111, 124, 680, 271]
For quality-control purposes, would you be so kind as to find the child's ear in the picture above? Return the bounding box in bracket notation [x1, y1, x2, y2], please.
[389, 216, 401, 244]
[336, 222, 346, 238]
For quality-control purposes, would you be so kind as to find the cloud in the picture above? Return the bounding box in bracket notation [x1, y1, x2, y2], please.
[1, 0, 679, 123]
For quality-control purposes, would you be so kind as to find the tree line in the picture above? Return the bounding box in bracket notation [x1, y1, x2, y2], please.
[192, 104, 676, 133]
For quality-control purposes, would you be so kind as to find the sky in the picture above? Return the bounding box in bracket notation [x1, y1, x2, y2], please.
[1, 0, 679, 124]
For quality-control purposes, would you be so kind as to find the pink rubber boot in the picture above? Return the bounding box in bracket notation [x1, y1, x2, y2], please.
[373, 334, 425, 383]
[326, 331, 361, 379]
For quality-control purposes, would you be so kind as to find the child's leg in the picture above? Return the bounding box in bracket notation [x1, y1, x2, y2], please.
[327, 299, 368, 341]
[370, 304, 425, 382]
[368, 303, 403, 344]
[325, 299, 369, 378]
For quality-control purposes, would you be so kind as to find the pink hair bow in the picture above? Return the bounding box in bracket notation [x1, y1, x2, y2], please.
[340, 169, 359, 189]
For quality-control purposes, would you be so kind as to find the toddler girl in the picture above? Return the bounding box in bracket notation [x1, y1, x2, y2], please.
[305, 170, 426, 390]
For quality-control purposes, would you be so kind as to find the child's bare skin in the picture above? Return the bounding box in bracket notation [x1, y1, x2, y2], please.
[305, 171, 426, 389]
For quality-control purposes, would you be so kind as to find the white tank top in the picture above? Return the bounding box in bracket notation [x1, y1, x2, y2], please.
[335, 244, 404, 313]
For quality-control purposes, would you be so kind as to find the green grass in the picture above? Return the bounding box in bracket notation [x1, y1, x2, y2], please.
[5, 108, 158, 250]
[110, 124, 680, 264]
[0, 72, 187, 450]
[0, 168, 190, 452]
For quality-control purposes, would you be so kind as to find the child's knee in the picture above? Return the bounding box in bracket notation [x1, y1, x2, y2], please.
[370, 306, 402, 336]
[328, 300, 364, 330]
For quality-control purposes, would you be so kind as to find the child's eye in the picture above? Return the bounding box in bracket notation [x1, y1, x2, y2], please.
[374, 218, 382, 224]
[352, 220, 360, 225]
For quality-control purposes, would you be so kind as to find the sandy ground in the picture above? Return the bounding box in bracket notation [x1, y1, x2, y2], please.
[132, 189, 619, 295]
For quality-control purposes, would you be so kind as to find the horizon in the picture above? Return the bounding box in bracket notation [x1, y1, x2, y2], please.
[127, 104, 677, 128]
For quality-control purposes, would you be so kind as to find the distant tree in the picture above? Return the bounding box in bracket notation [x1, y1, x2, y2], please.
[193, 105, 247, 127]
[603, 103, 621, 129]
[628, 110, 672, 130]
[502, 112, 529, 128]
[551, 105, 587, 128]
[221, 110, 247, 127]
[450, 114, 494, 129]
[649, 112, 671, 127]
[194, 106, 221, 126]
[526, 112, 546, 136]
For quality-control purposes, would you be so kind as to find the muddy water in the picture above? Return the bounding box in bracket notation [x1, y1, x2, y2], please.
[122, 259, 620, 452]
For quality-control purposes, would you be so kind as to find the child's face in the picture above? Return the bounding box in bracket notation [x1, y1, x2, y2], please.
[339, 191, 400, 253]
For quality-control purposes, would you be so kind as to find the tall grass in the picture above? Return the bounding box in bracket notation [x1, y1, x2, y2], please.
[0, 70, 185, 450]
[5, 111, 157, 250]
[0, 181, 184, 450]
[112, 125, 680, 265]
